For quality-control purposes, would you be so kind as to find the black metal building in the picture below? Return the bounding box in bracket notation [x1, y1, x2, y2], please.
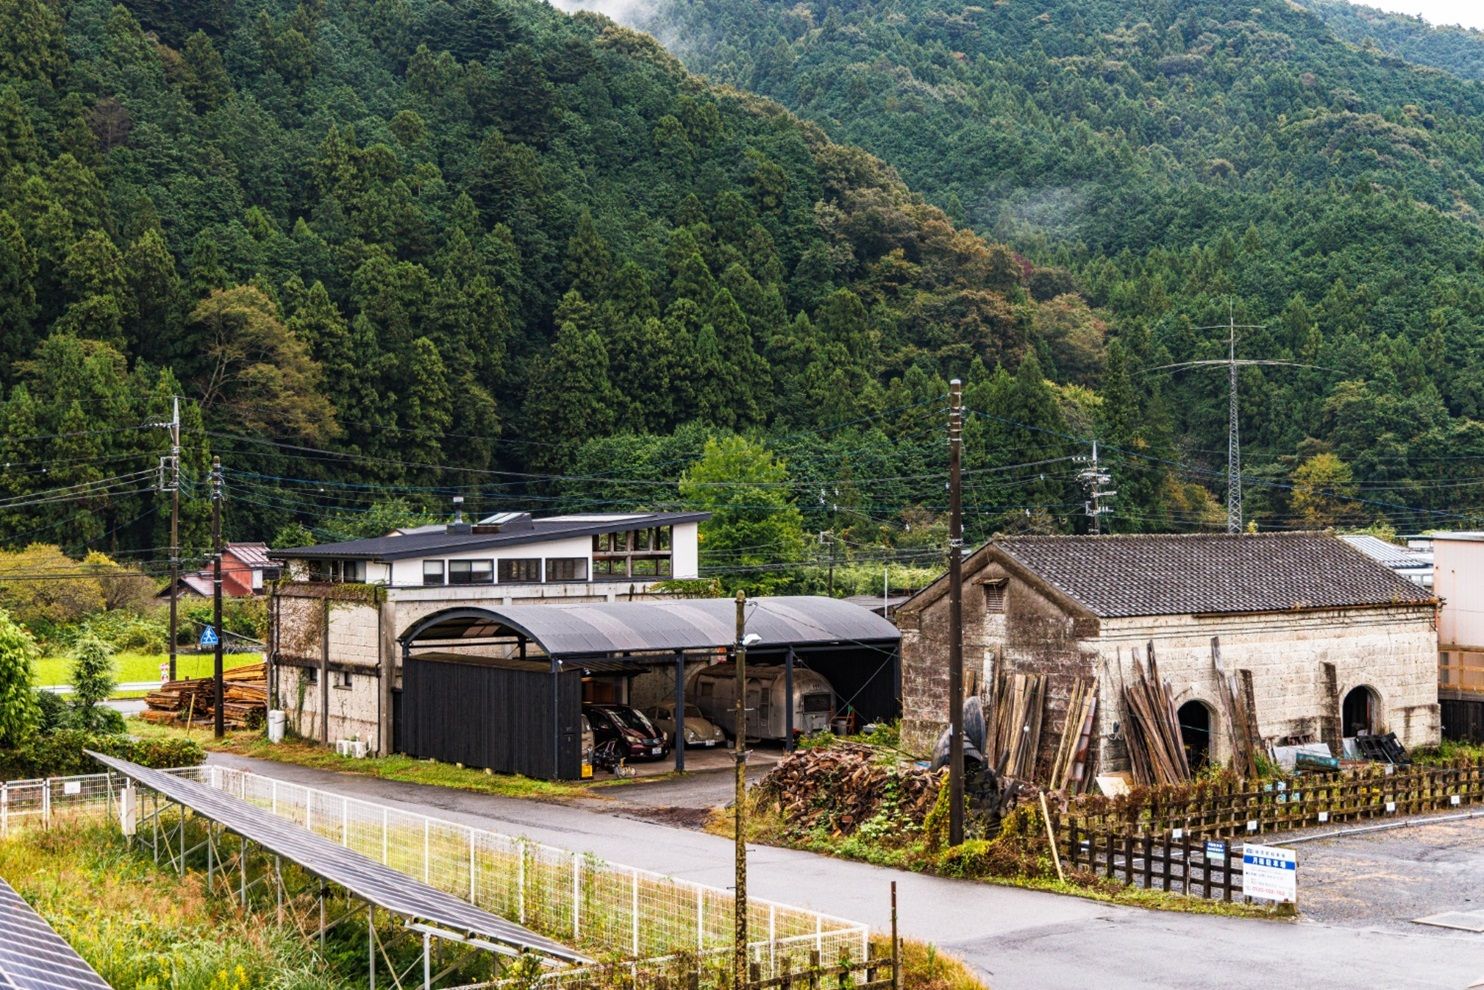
[396, 596, 901, 780]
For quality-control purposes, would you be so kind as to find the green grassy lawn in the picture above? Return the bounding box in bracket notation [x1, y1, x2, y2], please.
[34, 651, 261, 687]
[127, 717, 596, 801]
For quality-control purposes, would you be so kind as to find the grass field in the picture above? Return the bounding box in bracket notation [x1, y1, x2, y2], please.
[34, 651, 261, 687]
[128, 718, 594, 800]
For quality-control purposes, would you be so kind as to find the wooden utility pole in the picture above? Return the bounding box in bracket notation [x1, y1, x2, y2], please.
[167, 396, 181, 681]
[211, 456, 225, 739]
[947, 379, 964, 846]
[733, 589, 748, 990]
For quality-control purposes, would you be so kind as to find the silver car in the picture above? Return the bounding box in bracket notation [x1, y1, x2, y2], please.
[648, 703, 727, 748]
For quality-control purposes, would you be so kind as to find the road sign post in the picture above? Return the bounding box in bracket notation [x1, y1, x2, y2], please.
[1241, 843, 1296, 904]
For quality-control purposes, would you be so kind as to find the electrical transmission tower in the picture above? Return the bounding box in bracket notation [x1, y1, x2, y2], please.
[1147, 307, 1332, 534]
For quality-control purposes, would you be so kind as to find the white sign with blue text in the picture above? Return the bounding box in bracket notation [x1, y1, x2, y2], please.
[1242, 843, 1297, 903]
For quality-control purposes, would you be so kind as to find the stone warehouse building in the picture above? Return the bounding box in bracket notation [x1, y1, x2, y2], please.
[896, 532, 1440, 772]
[266, 510, 706, 753]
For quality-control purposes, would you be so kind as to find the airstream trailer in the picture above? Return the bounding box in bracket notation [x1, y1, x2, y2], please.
[686, 662, 836, 741]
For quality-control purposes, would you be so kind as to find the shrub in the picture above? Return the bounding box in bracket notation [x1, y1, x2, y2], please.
[0, 728, 205, 780]
[33, 688, 68, 731]
[68, 634, 116, 730]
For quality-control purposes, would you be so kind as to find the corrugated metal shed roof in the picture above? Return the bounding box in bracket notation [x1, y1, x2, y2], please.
[1340, 534, 1431, 568]
[273, 512, 708, 561]
[995, 532, 1435, 619]
[404, 596, 900, 657]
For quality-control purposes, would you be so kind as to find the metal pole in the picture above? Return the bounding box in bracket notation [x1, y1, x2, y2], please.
[368, 904, 376, 990]
[168, 396, 181, 681]
[947, 379, 965, 846]
[674, 651, 686, 773]
[423, 931, 431, 990]
[734, 590, 748, 990]
[1227, 314, 1242, 533]
[211, 456, 225, 738]
[784, 648, 795, 753]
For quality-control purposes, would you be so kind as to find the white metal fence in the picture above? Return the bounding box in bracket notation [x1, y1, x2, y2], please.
[0, 766, 868, 976]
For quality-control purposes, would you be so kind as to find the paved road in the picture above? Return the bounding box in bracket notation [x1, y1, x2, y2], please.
[207, 754, 1484, 990]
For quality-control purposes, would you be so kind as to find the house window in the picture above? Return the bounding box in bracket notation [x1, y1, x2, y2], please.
[658, 526, 672, 550]
[422, 560, 445, 586]
[498, 558, 542, 583]
[334, 669, 353, 689]
[341, 559, 366, 583]
[545, 558, 589, 582]
[302, 666, 318, 685]
[982, 579, 1006, 614]
[449, 559, 493, 584]
[593, 557, 625, 577]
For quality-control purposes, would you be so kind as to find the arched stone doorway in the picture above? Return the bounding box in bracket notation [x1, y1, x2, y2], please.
[1178, 699, 1214, 769]
[1342, 685, 1380, 736]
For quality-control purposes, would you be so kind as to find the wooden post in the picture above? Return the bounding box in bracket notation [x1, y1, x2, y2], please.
[1040, 792, 1064, 882]
[890, 881, 901, 990]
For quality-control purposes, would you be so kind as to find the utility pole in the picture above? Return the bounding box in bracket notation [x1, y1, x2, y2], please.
[1225, 316, 1241, 533]
[1077, 440, 1115, 535]
[947, 379, 964, 847]
[733, 590, 748, 990]
[167, 397, 180, 681]
[211, 456, 224, 739]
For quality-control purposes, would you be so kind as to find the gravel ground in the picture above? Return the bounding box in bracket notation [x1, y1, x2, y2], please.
[1288, 813, 1484, 934]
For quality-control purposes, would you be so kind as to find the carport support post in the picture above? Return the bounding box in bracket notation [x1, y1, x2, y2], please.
[551, 655, 562, 781]
[733, 590, 748, 990]
[674, 651, 686, 773]
[784, 648, 795, 752]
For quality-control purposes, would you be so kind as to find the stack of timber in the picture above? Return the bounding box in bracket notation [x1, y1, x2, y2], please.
[1049, 678, 1098, 793]
[141, 662, 267, 730]
[1209, 638, 1261, 778]
[757, 743, 940, 837]
[1122, 645, 1191, 787]
[985, 671, 1046, 780]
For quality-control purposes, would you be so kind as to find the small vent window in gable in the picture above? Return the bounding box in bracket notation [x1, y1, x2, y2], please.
[982, 579, 1007, 614]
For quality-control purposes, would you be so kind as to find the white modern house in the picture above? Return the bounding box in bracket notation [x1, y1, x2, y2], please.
[267, 510, 707, 751]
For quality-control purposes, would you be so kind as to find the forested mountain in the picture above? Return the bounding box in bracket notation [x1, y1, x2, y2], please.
[0, 0, 1111, 569]
[634, 0, 1484, 532]
[1313, 2, 1484, 80]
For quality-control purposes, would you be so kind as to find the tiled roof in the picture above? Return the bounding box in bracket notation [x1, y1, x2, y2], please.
[995, 532, 1436, 618]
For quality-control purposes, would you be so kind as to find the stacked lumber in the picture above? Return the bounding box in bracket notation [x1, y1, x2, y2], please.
[1049, 678, 1098, 793]
[142, 662, 267, 730]
[1121, 644, 1190, 787]
[1210, 638, 1260, 777]
[985, 671, 1046, 780]
[757, 743, 940, 837]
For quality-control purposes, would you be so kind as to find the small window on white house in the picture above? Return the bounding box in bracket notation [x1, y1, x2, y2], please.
[302, 666, 318, 685]
[334, 669, 353, 689]
[982, 579, 1006, 614]
[449, 559, 493, 584]
[423, 560, 445, 586]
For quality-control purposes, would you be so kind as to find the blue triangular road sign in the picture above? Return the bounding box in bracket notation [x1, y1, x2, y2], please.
[198, 625, 219, 648]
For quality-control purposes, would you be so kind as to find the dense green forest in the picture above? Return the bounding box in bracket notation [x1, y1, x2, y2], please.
[7, 0, 1484, 590]
[630, 0, 1484, 534]
[0, 0, 1131, 584]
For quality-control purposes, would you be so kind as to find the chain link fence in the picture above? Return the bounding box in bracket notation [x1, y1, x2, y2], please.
[1, 765, 868, 978]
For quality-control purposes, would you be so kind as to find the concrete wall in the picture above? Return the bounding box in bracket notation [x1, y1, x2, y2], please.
[1093, 606, 1440, 768]
[1435, 536, 1484, 649]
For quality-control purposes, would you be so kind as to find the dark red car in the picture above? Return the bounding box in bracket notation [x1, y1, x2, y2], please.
[583, 704, 669, 761]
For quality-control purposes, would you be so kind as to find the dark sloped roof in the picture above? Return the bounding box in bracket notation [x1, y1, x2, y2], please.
[272, 512, 708, 561]
[994, 532, 1436, 618]
[403, 595, 900, 656]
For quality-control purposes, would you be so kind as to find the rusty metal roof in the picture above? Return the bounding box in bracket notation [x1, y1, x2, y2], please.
[994, 532, 1436, 618]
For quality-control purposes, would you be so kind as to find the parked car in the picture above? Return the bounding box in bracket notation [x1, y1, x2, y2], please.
[647, 703, 727, 748]
[583, 704, 669, 762]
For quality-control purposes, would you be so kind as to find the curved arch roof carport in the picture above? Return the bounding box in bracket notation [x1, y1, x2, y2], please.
[399, 596, 900, 659]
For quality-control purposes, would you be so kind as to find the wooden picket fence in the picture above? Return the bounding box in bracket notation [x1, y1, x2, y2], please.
[1062, 823, 1247, 902]
[1064, 758, 1484, 841]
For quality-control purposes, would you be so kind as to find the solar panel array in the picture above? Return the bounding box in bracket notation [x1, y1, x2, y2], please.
[86, 752, 587, 964]
[0, 876, 113, 990]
